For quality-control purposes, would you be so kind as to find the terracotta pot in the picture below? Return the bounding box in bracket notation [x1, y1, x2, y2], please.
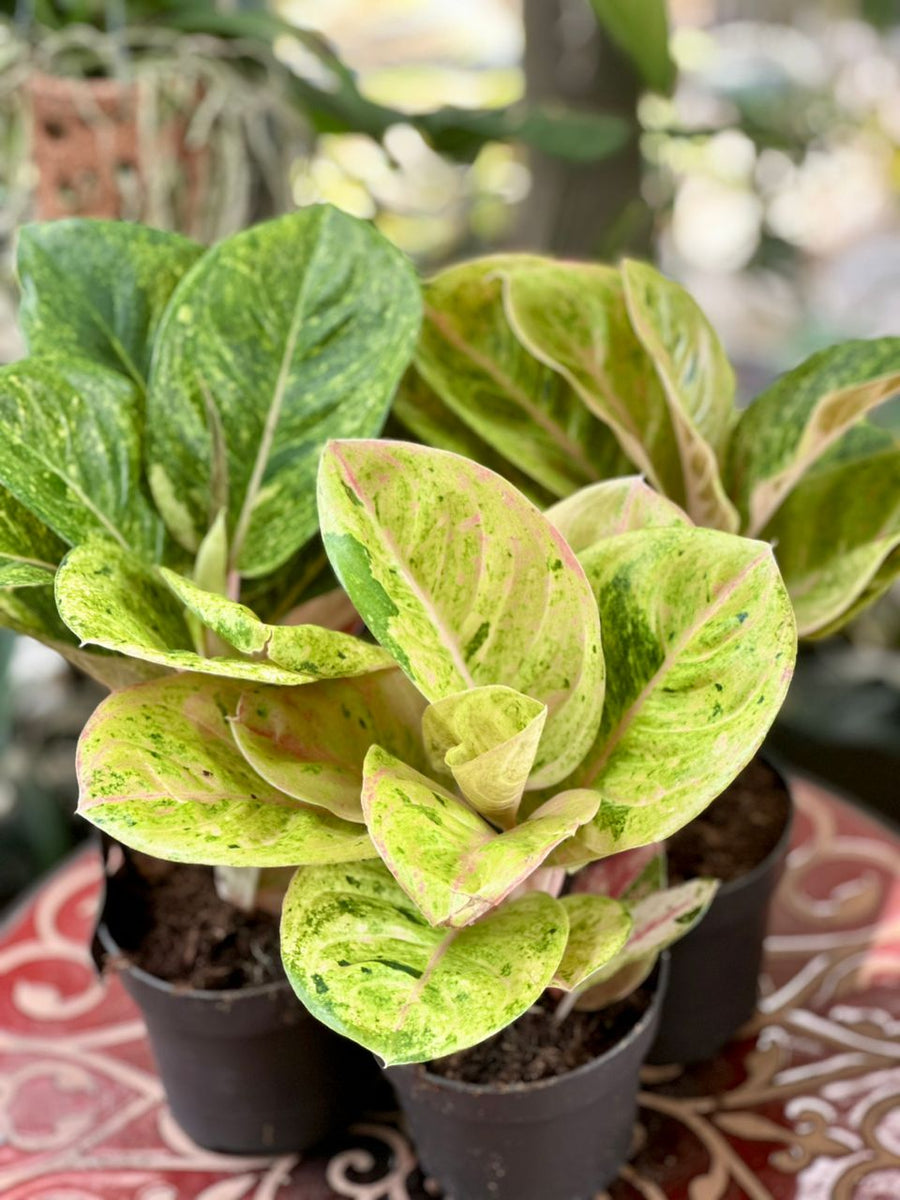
[648, 764, 794, 1065]
[388, 959, 668, 1200]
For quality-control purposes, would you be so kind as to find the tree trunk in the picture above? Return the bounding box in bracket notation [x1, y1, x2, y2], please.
[516, 0, 650, 259]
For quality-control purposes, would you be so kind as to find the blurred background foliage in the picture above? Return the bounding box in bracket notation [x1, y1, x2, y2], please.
[0, 0, 898, 905]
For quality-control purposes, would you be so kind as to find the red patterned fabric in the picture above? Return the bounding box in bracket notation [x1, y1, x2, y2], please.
[1, 777, 898, 1199]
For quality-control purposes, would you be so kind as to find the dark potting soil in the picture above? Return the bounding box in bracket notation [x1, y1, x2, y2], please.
[428, 986, 653, 1085]
[106, 856, 282, 990]
[666, 758, 790, 886]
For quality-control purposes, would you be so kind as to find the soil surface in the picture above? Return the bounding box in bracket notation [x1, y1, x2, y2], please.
[429, 985, 653, 1085]
[666, 758, 790, 885]
[104, 855, 282, 990]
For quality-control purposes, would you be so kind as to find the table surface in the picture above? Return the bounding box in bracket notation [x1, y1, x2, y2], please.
[1, 776, 898, 1200]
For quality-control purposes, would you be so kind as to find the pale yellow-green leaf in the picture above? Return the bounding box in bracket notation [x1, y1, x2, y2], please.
[281, 859, 570, 1065]
[318, 440, 605, 787]
[546, 476, 690, 556]
[552, 895, 633, 992]
[422, 685, 547, 827]
[230, 670, 427, 823]
[77, 674, 374, 866]
[362, 746, 599, 928]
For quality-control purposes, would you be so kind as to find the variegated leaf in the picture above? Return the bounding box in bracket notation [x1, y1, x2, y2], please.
[575, 879, 718, 1009]
[230, 671, 427, 823]
[566, 843, 665, 899]
[422, 685, 547, 827]
[77, 674, 374, 865]
[318, 439, 605, 787]
[0, 358, 164, 559]
[362, 746, 599, 928]
[562, 526, 795, 859]
[414, 257, 631, 498]
[552, 895, 633, 992]
[56, 540, 373, 685]
[762, 436, 900, 637]
[17, 219, 203, 387]
[147, 206, 421, 576]
[161, 569, 394, 679]
[281, 859, 569, 1065]
[502, 263, 684, 500]
[726, 338, 900, 536]
[546, 476, 689, 556]
[621, 260, 739, 532]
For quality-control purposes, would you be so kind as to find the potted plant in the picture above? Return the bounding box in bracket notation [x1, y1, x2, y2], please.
[394, 255, 900, 1059]
[0, 205, 422, 1150]
[74, 438, 796, 1193]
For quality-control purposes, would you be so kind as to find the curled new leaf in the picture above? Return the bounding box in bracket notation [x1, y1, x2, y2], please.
[77, 674, 374, 866]
[423, 685, 547, 827]
[230, 671, 427, 823]
[362, 746, 599, 928]
[547, 476, 689, 556]
[318, 439, 605, 787]
[281, 859, 570, 1065]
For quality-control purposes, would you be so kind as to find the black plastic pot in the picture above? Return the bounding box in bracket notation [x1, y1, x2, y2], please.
[388, 959, 668, 1200]
[91, 848, 385, 1155]
[649, 768, 794, 1065]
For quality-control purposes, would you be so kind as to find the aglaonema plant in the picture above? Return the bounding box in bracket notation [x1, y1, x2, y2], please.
[394, 255, 900, 640]
[0, 207, 421, 688]
[75, 440, 797, 1064]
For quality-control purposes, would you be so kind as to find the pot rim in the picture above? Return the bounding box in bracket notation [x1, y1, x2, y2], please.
[402, 954, 669, 1098]
[707, 756, 794, 900]
[94, 918, 293, 1004]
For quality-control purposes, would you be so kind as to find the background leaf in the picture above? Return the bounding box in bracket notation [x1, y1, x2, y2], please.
[0, 358, 165, 559]
[77, 674, 374, 865]
[410, 257, 632, 499]
[589, 0, 677, 95]
[17, 219, 203, 388]
[281, 859, 569, 1065]
[621, 260, 738, 532]
[726, 339, 900, 536]
[147, 206, 421, 577]
[318, 440, 605, 787]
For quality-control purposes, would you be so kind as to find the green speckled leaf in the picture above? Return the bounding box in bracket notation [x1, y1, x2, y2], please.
[318, 440, 605, 787]
[362, 746, 598, 928]
[763, 438, 900, 636]
[77, 674, 374, 866]
[280, 859, 569, 1064]
[562, 526, 796, 860]
[621, 260, 738, 532]
[575, 879, 717, 1009]
[422, 685, 546, 827]
[0, 358, 165, 558]
[147, 206, 421, 576]
[56, 540, 360, 685]
[727, 339, 900, 536]
[503, 263, 685, 502]
[0, 563, 54, 587]
[161, 569, 394, 679]
[230, 671, 427, 823]
[413, 257, 631, 498]
[17, 219, 203, 387]
[392, 367, 555, 508]
[547, 477, 689, 556]
[552, 895, 633, 991]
